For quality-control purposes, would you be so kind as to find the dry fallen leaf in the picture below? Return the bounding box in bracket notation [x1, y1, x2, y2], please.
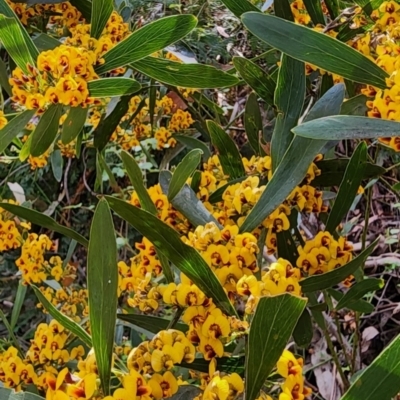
[361, 326, 379, 353]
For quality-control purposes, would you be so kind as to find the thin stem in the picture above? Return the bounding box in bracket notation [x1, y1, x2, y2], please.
[167, 307, 184, 329]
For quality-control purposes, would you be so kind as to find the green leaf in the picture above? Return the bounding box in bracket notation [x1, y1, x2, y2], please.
[325, 142, 367, 233]
[105, 196, 237, 317]
[10, 280, 27, 330]
[121, 151, 174, 284]
[271, 54, 305, 170]
[0, 109, 35, 153]
[241, 13, 388, 89]
[19, 132, 32, 161]
[233, 57, 275, 107]
[304, 83, 345, 123]
[300, 239, 378, 292]
[160, 171, 221, 228]
[51, 149, 63, 183]
[336, 278, 384, 311]
[218, 0, 258, 17]
[32, 33, 60, 51]
[32, 285, 91, 347]
[324, 0, 339, 19]
[168, 149, 202, 200]
[207, 120, 246, 180]
[340, 94, 368, 116]
[277, 230, 299, 266]
[0, 57, 11, 96]
[117, 313, 188, 333]
[0, 0, 39, 66]
[293, 308, 313, 348]
[340, 334, 400, 400]
[70, 0, 92, 21]
[293, 116, 400, 140]
[0, 202, 88, 247]
[240, 137, 327, 233]
[132, 57, 239, 88]
[94, 95, 132, 151]
[240, 82, 346, 233]
[90, 0, 113, 39]
[302, 0, 325, 25]
[30, 104, 63, 157]
[244, 92, 266, 156]
[0, 15, 37, 74]
[88, 78, 141, 98]
[96, 15, 197, 74]
[174, 134, 211, 160]
[0, 387, 45, 400]
[180, 356, 246, 376]
[190, 170, 201, 193]
[312, 159, 385, 187]
[246, 294, 307, 400]
[121, 150, 156, 213]
[274, 0, 294, 20]
[87, 199, 118, 395]
[61, 106, 88, 144]
[208, 176, 247, 204]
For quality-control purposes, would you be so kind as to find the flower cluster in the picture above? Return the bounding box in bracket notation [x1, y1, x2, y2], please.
[276, 350, 311, 400]
[297, 231, 353, 275]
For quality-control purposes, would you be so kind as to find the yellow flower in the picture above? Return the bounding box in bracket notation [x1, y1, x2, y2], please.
[203, 375, 230, 400]
[0, 111, 7, 130]
[277, 350, 303, 378]
[199, 335, 224, 360]
[148, 371, 178, 399]
[151, 344, 183, 372]
[201, 309, 230, 339]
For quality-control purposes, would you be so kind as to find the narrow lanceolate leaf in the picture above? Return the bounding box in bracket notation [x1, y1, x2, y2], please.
[302, 0, 325, 25]
[117, 313, 188, 334]
[90, 0, 113, 39]
[174, 135, 211, 160]
[10, 281, 27, 330]
[241, 13, 388, 89]
[233, 57, 275, 107]
[341, 334, 400, 400]
[274, 0, 294, 20]
[96, 15, 197, 74]
[32, 285, 91, 347]
[132, 57, 239, 88]
[87, 199, 118, 395]
[0, 15, 37, 74]
[51, 149, 63, 183]
[312, 159, 385, 187]
[304, 83, 345, 123]
[218, 0, 258, 17]
[340, 94, 368, 116]
[0, 58, 11, 96]
[239, 82, 346, 233]
[300, 239, 378, 292]
[31, 104, 63, 157]
[168, 149, 202, 201]
[0, 110, 35, 153]
[33, 33, 60, 51]
[246, 294, 307, 400]
[0, 0, 39, 63]
[70, 0, 92, 21]
[88, 78, 141, 98]
[293, 308, 313, 348]
[240, 137, 327, 233]
[121, 151, 157, 213]
[106, 196, 237, 317]
[0, 202, 88, 247]
[121, 151, 174, 284]
[61, 107, 88, 144]
[244, 93, 266, 156]
[293, 116, 400, 140]
[160, 171, 221, 228]
[94, 95, 132, 151]
[325, 142, 367, 233]
[336, 278, 384, 311]
[207, 121, 246, 180]
[271, 54, 305, 170]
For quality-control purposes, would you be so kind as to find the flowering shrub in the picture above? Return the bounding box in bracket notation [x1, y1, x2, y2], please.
[1, 1, 400, 400]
